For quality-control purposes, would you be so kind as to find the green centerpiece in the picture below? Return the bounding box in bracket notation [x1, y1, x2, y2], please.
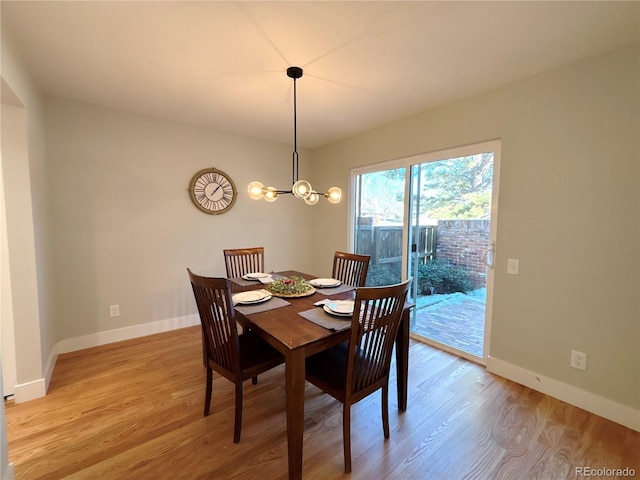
[266, 276, 316, 298]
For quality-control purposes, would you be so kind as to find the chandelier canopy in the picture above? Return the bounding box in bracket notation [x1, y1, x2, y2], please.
[247, 67, 341, 205]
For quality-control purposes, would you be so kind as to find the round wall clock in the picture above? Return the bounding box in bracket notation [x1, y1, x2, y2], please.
[188, 168, 237, 215]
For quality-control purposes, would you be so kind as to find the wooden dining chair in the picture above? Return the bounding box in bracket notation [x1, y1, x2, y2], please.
[223, 247, 265, 278]
[187, 268, 284, 443]
[332, 251, 370, 287]
[305, 278, 412, 473]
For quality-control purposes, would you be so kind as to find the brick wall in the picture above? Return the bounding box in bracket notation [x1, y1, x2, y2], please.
[436, 219, 490, 289]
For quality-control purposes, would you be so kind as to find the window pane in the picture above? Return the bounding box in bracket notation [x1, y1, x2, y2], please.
[354, 168, 405, 286]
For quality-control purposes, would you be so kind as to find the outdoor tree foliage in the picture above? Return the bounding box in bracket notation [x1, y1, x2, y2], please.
[359, 167, 405, 223]
[418, 153, 493, 219]
[359, 154, 493, 223]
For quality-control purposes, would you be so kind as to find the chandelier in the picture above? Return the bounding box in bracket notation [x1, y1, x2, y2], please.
[247, 67, 341, 205]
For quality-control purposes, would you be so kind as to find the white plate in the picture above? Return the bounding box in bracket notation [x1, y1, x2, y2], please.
[233, 290, 272, 305]
[242, 272, 272, 280]
[323, 305, 352, 318]
[326, 300, 355, 315]
[310, 278, 342, 288]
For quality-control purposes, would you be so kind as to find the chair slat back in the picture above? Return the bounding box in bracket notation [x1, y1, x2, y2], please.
[188, 269, 239, 375]
[224, 247, 265, 278]
[347, 278, 411, 396]
[332, 251, 370, 287]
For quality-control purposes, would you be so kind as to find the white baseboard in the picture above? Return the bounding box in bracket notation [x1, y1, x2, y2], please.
[11, 343, 57, 404]
[11, 315, 200, 404]
[56, 314, 200, 354]
[13, 378, 46, 404]
[486, 356, 640, 432]
[43, 343, 58, 393]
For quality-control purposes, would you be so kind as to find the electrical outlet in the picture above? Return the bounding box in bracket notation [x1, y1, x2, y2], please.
[109, 304, 120, 318]
[571, 350, 587, 371]
[507, 258, 520, 275]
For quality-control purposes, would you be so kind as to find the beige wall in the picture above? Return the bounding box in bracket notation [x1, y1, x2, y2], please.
[44, 97, 316, 341]
[1, 27, 51, 399]
[310, 44, 640, 411]
[1, 28, 52, 477]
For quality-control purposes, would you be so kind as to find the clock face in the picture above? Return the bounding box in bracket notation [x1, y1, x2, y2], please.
[189, 168, 237, 214]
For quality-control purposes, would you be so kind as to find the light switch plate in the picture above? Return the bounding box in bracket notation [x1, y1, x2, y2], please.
[507, 259, 520, 275]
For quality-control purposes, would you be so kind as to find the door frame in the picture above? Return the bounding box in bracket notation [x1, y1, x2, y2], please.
[349, 139, 501, 364]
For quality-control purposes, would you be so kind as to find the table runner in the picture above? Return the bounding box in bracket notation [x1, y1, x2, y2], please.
[312, 283, 356, 296]
[234, 297, 291, 316]
[229, 273, 288, 287]
[298, 307, 352, 331]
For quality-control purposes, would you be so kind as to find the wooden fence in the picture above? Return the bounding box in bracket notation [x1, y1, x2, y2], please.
[355, 219, 490, 289]
[355, 222, 436, 265]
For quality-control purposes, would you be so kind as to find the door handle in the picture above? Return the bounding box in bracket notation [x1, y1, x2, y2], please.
[482, 241, 495, 269]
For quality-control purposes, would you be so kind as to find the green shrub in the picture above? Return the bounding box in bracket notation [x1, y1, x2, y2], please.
[417, 259, 473, 295]
[365, 262, 402, 287]
[365, 258, 473, 295]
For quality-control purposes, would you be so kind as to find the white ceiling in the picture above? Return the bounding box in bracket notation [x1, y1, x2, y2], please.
[2, 1, 638, 148]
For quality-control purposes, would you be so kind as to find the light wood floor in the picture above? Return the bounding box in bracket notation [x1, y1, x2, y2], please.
[5, 326, 639, 479]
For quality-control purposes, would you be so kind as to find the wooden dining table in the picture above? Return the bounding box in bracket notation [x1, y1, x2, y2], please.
[231, 270, 412, 480]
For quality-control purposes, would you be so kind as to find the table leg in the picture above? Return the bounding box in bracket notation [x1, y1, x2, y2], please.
[395, 310, 410, 411]
[285, 348, 305, 480]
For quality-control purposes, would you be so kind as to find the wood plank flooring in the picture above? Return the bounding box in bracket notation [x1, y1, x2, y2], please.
[5, 326, 639, 479]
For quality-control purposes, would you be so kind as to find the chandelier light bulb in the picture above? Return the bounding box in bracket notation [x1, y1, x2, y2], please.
[292, 180, 312, 199]
[264, 186, 279, 202]
[326, 187, 342, 204]
[247, 181, 265, 200]
[304, 192, 320, 205]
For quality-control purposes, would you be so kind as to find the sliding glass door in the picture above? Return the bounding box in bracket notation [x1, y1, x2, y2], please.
[353, 166, 406, 286]
[407, 151, 496, 361]
[351, 141, 500, 363]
